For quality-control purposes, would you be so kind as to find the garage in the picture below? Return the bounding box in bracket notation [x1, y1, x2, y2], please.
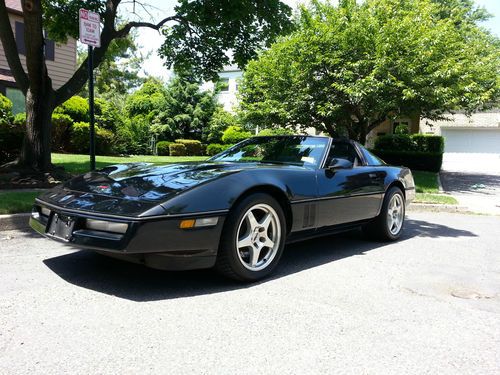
[441, 128, 500, 154]
[440, 127, 500, 173]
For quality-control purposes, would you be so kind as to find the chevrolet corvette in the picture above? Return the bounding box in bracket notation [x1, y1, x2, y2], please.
[30, 136, 415, 281]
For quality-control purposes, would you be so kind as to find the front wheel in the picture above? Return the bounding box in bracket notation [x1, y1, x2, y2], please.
[363, 186, 405, 241]
[215, 193, 286, 281]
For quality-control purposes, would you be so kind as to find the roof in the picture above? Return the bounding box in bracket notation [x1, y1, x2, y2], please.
[422, 111, 500, 129]
[5, 0, 22, 14]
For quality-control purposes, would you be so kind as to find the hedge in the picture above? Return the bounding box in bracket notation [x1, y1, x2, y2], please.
[371, 150, 443, 172]
[70, 122, 113, 155]
[0, 122, 23, 164]
[174, 139, 203, 156]
[206, 143, 232, 156]
[51, 113, 73, 152]
[169, 143, 187, 156]
[222, 125, 252, 144]
[374, 134, 444, 153]
[156, 141, 172, 156]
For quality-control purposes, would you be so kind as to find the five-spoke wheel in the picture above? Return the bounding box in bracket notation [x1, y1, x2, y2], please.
[216, 193, 286, 281]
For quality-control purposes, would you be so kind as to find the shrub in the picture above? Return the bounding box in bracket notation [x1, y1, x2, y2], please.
[374, 134, 444, 153]
[371, 150, 443, 172]
[0, 93, 13, 125]
[69, 122, 113, 155]
[51, 113, 73, 152]
[13, 112, 26, 127]
[156, 141, 172, 156]
[0, 121, 23, 164]
[54, 96, 89, 123]
[206, 143, 232, 156]
[174, 139, 203, 155]
[394, 124, 410, 135]
[257, 127, 294, 136]
[95, 98, 122, 131]
[169, 143, 187, 156]
[206, 108, 239, 143]
[222, 125, 252, 144]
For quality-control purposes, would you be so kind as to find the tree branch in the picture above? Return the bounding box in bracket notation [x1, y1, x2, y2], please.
[115, 15, 180, 38]
[0, 0, 29, 93]
[54, 1, 179, 106]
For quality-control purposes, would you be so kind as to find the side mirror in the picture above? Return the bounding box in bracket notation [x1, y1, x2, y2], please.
[328, 158, 353, 170]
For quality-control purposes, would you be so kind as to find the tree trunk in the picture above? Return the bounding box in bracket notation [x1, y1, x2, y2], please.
[19, 86, 54, 171]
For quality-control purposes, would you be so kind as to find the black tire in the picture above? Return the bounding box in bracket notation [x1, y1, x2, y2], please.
[363, 186, 405, 241]
[215, 193, 287, 282]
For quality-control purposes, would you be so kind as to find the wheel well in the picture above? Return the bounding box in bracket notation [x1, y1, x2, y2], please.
[387, 180, 406, 198]
[230, 185, 293, 234]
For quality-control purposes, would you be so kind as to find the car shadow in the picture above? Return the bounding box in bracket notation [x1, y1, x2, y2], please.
[42, 218, 477, 302]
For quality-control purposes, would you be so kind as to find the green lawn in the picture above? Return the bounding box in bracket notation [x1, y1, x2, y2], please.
[412, 170, 458, 205]
[52, 153, 208, 175]
[0, 191, 39, 215]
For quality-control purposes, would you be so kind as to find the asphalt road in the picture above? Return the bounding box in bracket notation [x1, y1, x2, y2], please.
[1, 212, 499, 374]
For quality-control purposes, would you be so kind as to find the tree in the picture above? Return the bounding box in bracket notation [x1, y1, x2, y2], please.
[77, 31, 146, 98]
[151, 74, 219, 141]
[239, 0, 500, 144]
[0, 0, 292, 172]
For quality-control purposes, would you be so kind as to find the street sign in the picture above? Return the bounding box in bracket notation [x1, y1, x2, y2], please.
[79, 8, 101, 170]
[79, 9, 101, 47]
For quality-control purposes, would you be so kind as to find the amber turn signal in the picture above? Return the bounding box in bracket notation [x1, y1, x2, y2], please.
[179, 219, 196, 229]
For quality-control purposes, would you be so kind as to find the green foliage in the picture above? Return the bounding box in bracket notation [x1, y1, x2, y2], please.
[206, 107, 239, 143]
[156, 141, 172, 156]
[51, 114, 73, 152]
[54, 96, 89, 123]
[95, 98, 122, 132]
[371, 150, 443, 172]
[222, 126, 252, 144]
[374, 134, 444, 153]
[257, 127, 294, 136]
[69, 122, 113, 155]
[206, 143, 232, 156]
[13, 112, 26, 127]
[169, 143, 187, 156]
[0, 93, 13, 125]
[0, 120, 23, 164]
[239, 0, 500, 144]
[174, 139, 203, 156]
[394, 124, 410, 135]
[159, 1, 293, 80]
[151, 75, 219, 141]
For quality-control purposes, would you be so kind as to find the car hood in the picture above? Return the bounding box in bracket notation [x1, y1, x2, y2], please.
[37, 162, 305, 217]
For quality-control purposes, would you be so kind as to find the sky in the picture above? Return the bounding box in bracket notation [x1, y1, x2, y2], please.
[116, 0, 500, 81]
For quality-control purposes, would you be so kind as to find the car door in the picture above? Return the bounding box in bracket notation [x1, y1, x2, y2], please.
[315, 141, 385, 228]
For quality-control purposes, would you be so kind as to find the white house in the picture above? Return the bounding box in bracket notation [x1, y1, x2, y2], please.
[201, 65, 243, 113]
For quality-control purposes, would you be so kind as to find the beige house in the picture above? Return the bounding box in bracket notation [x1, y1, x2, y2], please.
[0, 0, 77, 113]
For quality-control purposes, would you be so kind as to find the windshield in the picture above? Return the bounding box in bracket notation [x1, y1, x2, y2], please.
[209, 136, 329, 168]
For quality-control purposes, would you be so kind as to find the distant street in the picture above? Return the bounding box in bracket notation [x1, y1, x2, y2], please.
[1, 211, 499, 374]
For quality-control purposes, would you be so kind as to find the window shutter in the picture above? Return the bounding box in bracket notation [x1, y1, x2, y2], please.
[15, 22, 25, 55]
[45, 39, 55, 61]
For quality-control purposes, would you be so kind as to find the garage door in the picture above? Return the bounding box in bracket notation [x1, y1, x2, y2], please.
[441, 128, 500, 173]
[441, 128, 500, 154]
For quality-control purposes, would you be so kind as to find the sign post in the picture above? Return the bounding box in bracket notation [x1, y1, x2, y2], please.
[79, 9, 101, 171]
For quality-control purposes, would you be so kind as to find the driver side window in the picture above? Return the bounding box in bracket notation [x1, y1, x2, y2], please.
[326, 142, 362, 167]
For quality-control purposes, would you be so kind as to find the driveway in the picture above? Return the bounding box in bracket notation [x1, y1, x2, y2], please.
[1, 212, 499, 374]
[440, 157, 500, 215]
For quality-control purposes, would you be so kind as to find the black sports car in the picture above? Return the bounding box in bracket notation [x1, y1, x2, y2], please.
[30, 136, 415, 281]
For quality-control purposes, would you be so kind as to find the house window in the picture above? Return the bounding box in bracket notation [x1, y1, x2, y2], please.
[219, 77, 229, 92]
[15, 21, 55, 61]
[393, 120, 410, 134]
[5, 87, 25, 115]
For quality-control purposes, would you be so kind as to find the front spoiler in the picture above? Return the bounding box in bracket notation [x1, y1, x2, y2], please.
[30, 202, 226, 271]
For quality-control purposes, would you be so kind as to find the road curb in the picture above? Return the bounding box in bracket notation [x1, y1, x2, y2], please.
[0, 213, 31, 231]
[408, 203, 468, 214]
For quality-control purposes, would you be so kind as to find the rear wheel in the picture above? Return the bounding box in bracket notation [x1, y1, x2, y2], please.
[363, 186, 405, 241]
[216, 193, 286, 281]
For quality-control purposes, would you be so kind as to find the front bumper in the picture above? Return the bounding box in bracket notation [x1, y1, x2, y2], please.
[30, 201, 226, 271]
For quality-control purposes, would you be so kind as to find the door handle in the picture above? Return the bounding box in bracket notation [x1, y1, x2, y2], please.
[368, 173, 378, 178]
